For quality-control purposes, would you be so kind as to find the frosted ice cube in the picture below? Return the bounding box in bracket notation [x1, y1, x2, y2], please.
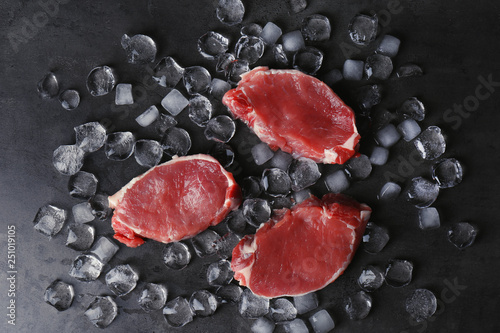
[33, 204, 67, 237]
[362, 222, 390, 254]
[69, 253, 103, 282]
[406, 177, 439, 208]
[224, 210, 247, 236]
[105, 132, 135, 161]
[375, 124, 401, 148]
[262, 168, 292, 197]
[183, 66, 212, 95]
[84, 296, 117, 328]
[191, 229, 220, 257]
[270, 298, 297, 322]
[209, 78, 231, 100]
[293, 46, 324, 75]
[86, 66, 116, 97]
[72, 202, 95, 224]
[115, 83, 134, 105]
[397, 118, 421, 142]
[260, 22, 282, 45]
[210, 143, 235, 168]
[345, 154, 372, 180]
[216, 0, 245, 26]
[136, 105, 159, 127]
[242, 198, 272, 227]
[385, 259, 413, 287]
[378, 182, 401, 201]
[370, 146, 389, 165]
[282, 30, 305, 53]
[358, 265, 385, 292]
[216, 53, 235, 73]
[275, 319, 309, 333]
[365, 54, 393, 80]
[293, 292, 319, 314]
[292, 189, 312, 204]
[44, 280, 75, 312]
[68, 171, 98, 199]
[396, 63, 423, 78]
[90, 236, 119, 264]
[163, 242, 192, 270]
[241, 23, 263, 37]
[288, 0, 307, 13]
[227, 59, 250, 84]
[198, 31, 229, 60]
[121, 33, 157, 64]
[59, 89, 80, 110]
[134, 139, 163, 168]
[251, 142, 275, 165]
[348, 14, 378, 46]
[138, 283, 168, 312]
[288, 158, 321, 191]
[207, 259, 234, 286]
[322, 69, 343, 86]
[356, 84, 381, 113]
[155, 113, 178, 136]
[37, 72, 59, 99]
[269, 150, 293, 171]
[161, 89, 189, 116]
[235, 35, 265, 65]
[153, 57, 184, 88]
[53, 145, 85, 176]
[343, 59, 364, 81]
[405, 289, 437, 322]
[66, 223, 95, 251]
[447, 222, 477, 249]
[432, 158, 463, 188]
[216, 284, 243, 303]
[239, 288, 270, 318]
[204, 115, 236, 143]
[105, 264, 139, 296]
[189, 290, 218, 317]
[242, 176, 264, 198]
[251, 317, 275, 333]
[397, 97, 426, 121]
[301, 14, 331, 42]
[272, 44, 289, 67]
[309, 309, 335, 333]
[74, 121, 107, 153]
[418, 207, 440, 230]
[377, 35, 401, 58]
[160, 127, 191, 157]
[345, 291, 372, 320]
[163, 296, 194, 327]
[324, 169, 350, 193]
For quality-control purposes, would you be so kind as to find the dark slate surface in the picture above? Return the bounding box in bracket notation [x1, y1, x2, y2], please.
[1, 0, 500, 332]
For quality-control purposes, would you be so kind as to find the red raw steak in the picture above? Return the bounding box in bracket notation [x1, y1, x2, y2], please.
[231, 193, 371, 297]
[222, 67, 360, 164]
[109, 154, 241, 247]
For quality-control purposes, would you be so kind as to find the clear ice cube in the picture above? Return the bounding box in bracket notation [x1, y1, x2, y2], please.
[365, 54, 393, 80]
[198, 31, 229, 60]
[362, 222, 390, 253]
[418, 207, 440, 230]
[84, 296, 118, 328]
[251, 142, 275, 165]
[241, 23, 263, 37]
[345, 154, 372, 180]
[309, 309, 335, 333]
[89, 193, 112, 220]
[134, 139, 163, 168]
[275, 319, 309, 333]
[66, 223, 95, 251]
[397, 118, 421, 142]
[209, 78, 232, 100]
[163, 242, 192, 269]
[405, 289, 437, 322]
[251, 317, 275, 333]
[358, 265, 385, 292]
[183, 66, 212, 95]
[288, 0, 307, 13]
[377, 35, 401, 58]
[105, 132, 135, 161]
[115, 83, 134, 105]
[68, 171, 98, 199]
[385, 259, 413, 287]
[269, 150, 293, 171]
[432, 158, 463, 188]
[322, 69, 343, 86]
[397, 97, 426, 121]
[292, 189, 312, 204]
[86, 66, 116, 97]
[138, 283, 168, 312]
[121, 33, 157, 64]
[207, 259, 234, 286]
[216, 0, 245, 26]
[226, 59, 250, 84]
[343, 59, 364, 81]
[74, 121, 107, 153]
[72, 202, 95, 224]
[447, 222, 477, 249]
[260, 22, 282, 45]
[345, 291, 372, 320]
[301, 14, 331, 42]
[396, 63, 424, 78]
[153, 57, 184, 88]
[37, 72, 59, 99]
[224, 210, 247, 236]
[155, 113, 178, 136]
[324, 169, 350, 193]
[209, 142, 235, 168]
[378, 182, 401, 201]
[189, 290, 218, 316]
[272, 44, 289, 67]
[293, 292, 319, 315]
[136, 105, 160, 127]
[53, 145, 85, 176]
[242, 176, 264, 198]
[105, 264, 139, 296]
[406, 177, 439, 208]
[293, 46, 324, 75]
[204, 115, 236, 143]
[216, 53, 236, 73]
[288, 158, 321, 191]
[375, 124, 401, 148]
[59, 89, 80, 110]
[216, 284, 243, 304]
[163, 296, 194, 327]
[69, 253, 103, 282]
[160, 127, 191, 157]
[191, 229, 220, 257]
[282, 30, 305, 53]
[261, 168, 292, 197]
[270, 298, 297, 322]
[44, 280, 74, 311]
[33, 204, 67, 237]
[235, 35, 265, 65]
[348, 14, 378, 46]
[239, 288, 270, 318]
[90, 236, 119, 264]
[161, 89, 189, 116]
[242, 198, 272, 227]
[370, 146, 389, 166]
[356, 84, 381, 113]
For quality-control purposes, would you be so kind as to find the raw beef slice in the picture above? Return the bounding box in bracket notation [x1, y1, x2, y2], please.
[109, 154, 241, 247]
[231, 193, 371, 297]
[223, 67, 360, 164]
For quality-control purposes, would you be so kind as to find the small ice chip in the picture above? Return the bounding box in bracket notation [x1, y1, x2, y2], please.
[262, 168, 292, 197]
[121, 33, 157, 64]
[183, 66, 212, 95]
[242, 198, 272, 227]
[241, 23, 263, 37]
[86, 66, 116, 97]
[293, 46, 324, 75]
[239, 288, 270, 318]
[288, 0, 307, 13]
[163, 297, 194, 327]
[447, 222, 477, 249]
[418, 207, 440, 230]
[68, 171, 98, 199]
[235, 35, 265, 65]
[105, 264, 139, 297]
[204, 115, 236, 143]
[377, 35, 401, 58]
[84, 296, 118, 328]
[136, 105, 160, 127]
[115, 83, 134, 105]
[345, 291, 372, 320]
[362, 222, 390, 254]
[66, 223, 95, 251]
[33, 204, 67, 237]
[134, 139, 163, 168]
[365, 54, 393, 80]
[191, 229, 220, 257]
[397, 63, 424, 78]
[153, 57, 184, 88]
[53, 145, 85, 176]
[69, 253, 103, 282]
[72, 202, 95, 224]
[163, 242, 192, 270]
[138, 283, 168, 312]
[358, 265, 385, 292]
[385, 259, 413, 287]
[345, 154, 372, 180]
[378, 182, 401, 201]
[59, 89, 80, 110]
[406, 176, 439, 208]
[207, 259, 234, 286]
[44, 280, 74, 311]
[189, 290, 218, 317]
[270, 150, 293, 171]
[260, 22, 282, 45]
[105, 132, 135, 161]
[301, 14, 331, 42]
[343, 59, 364, 81]
[397, 97, 426, 121]
[251, 317, 275, 333]
[209, 78, 232, 100]
[37, 72, 59, 99]
[251, 142, 274, 165]
[74, 122, 107, 153]
[216, 0, 245, 26]
[216, 284, 243, 304]
[370, 146, 389, 166]
[160, 127, 191, 157]
[226, 59, 250, 84]
[432, 158, 463, 188]
[309, 309, 335, 333]
[348, 14, 378, 46]
[282, 30, 305, 53]
[405, 289, 437, 322]
[293, 292, 319, 315]
[198, 31, 229, 60]
[324, 169, 350, 193]
[288, 158, 321, 191]
[270, 298, 297, 322]
[161, 89, 189, 116]
[397, 118, 421, 141]
[375, 124, 401, 148]
[90, 236, 119, 264]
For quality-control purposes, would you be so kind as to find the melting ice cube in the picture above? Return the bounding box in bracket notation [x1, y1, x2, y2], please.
[72, 202, 95, 224]
[242, 176, 264, 198]
[209, 143, 235, 168]
[288, 158, 321, 191]
[405, 289, 437, 322]
[262, 168, 292, 197]
[239, 288, 270, 318]
[160, 127, 191, 157]
[134, 139, 163, 168]
[385, 259, 413, 287]
[241, 23, 263, 37]
[358, 265, 385, 292]
[362, 222, 390, 254]
[251, 142, 274, 165]
[288, 0, 307, 13]
[189, 290, 218, 317]
[293, 46, 324, 75]
[301, 14, 331, 42]
[121, 33, 157, 64]
[406, 177, 439, 208]
[251, 317, 275, 333]
[204, 115, 236, 143]
[191, 229, 220, 257]
[345, 291, 372, 320]
[224, 210, 247, 236]
[375, 124, 401, 148]
[226, 59, 250, 84]
[235, 35, 265, 65]
[432, 158, 463, 188]
[378, 182, 401, 201]
[69, 253, 103, 282]
[89, 236, 119, 264]
[163, 296, 194, 327]
[216, 284, 243, 304]
[105, 132, 135, 161]
[68, 171, 98, 199]
[153, 57, 184, 88]
[345, 154, 372, 180]
[86, 66, 116, 97]
[44, 280, 74, 311]
[105, 264, 139, 296]
[138, 283, 168, 312]
[33, 204, 67, 237]
[209, 78, 231, 101]
[161, 89, 189, 116]
[348, 14, 378, 46]
[84, 296, 118, 328]
[163, 242, 192, 270]
[216, 0, 245, 26]
[364, 54, 393, 80]
[66, 223, 95, 251]
[275, 319, 309, 332]
[155, 114, 178, 137]
[37, 72, 59, 99]
[447, 222, 477, 249]
[59, 89, 80, 110]
[207, 259, 234, 286]
[242, 198, 272, 227]
[270, 298, 297, 322]
[53, 145, 85, 176]
[396, 63, 423, 78]
[74, 121, 107, 153]
[397, 97, 426, 122]
[183, 66, 212, 95]
[198, 31, 229, 60]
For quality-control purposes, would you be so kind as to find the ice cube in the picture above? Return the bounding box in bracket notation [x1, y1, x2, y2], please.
[161, 89, 188, 116]
[261, 168, 292, 197]
[432, 158, 463, 188]
[105, 132, 135, 161]
[396, 63, 423, 78]
[241, 23, 263, 37]
[292, 189, 312, 204]
[275, 319, 309, 333]
[213, 232, 241, 259]
[242, 176, 264, 198]
[86, 66, 116, 97]
[37, 72, 59, 99]
[224, 210, 247, 236]
[44, 280, 74, 311]
[53, 145, 85, 176]
[155, 113, 178, 136]
[345, 291, 372, 320]
[376, 35, 401, 58]
[216, 53, 236, 73]
[288, 0, 307, 13]
[85, 296, 118, 328]
[293, 292, 319, 315]
[136, 105, 160, 127]
[309, 309, 335, 333]
[272, 44, 289, 67]
[378, 182, 401, 201]
[242, 198, 272, 227]
[153, 57, 184, 88]
[405, 289, 437, 322]
[197, 31, 229, 60]
[362, 222, 390, 254]
[385, 259, 413, 287]
[89, 194, 111, 220]
[115, 83, 134, 105]
[183, 66, 212, 95]
[358, 265, 385, 292]
[90, 236, 119, 264]
[66, 223, 95, 251]
[160, 127, 191, 157]
[324, 169, 350, 193]
[204, 115, 236, 143]
[270, 150, 293, 171]
[370, 146, 389, 166]
[288, 158, 321, 191]
[251, 317, 275, 333]
[235, 35, 265, 65]
[138, 283, 168, 312]
[345, 154, 372, 180]
[365, 54, 393, 80]
[33, 204, 67, 237]
[397, 118, 421, 142]
[163, 296, 194, 327]
[301, 14, 331, 42]
[372, 108, 396, 131]
[226, 59, 250, 84]
[251, 142, 275, 165]
[72, 202, 95, 224]
[343, 59, 364, 81]
[356, 84, 381, 113]
[74, 121, 107, 153]
[260, 22, 282, 45]
[105, 264, 139, 296]
[322, 69, 343, 86]
[68, 171, 98, 199]
[134, 139, 163, 168]
[418, 207, 440, 230]
[216, 0, 245, 26]
[216, 284, 243, 303]
[447, 222, 477, 249]
[163, 242, 192, 269]
[239, 288, 270, 318]
[209, 78, 232, 100]
[406, 177, 439, 208]
[270, 298, 297, 322]
[69, 253, 103, 282]
[210, 142, 235, 168]
[348, 14, 378, 46]
[59, 89, 80, 110]
[121, 33, 157, 64]
[397, 97, 426, 121]
[189, 290, 218, 316]
[191, 229, 220, 257]
[207, 259, 234, 286]
[375, 124, 401, 148]
[270, 197, 293, 210]
[282, 30, 305, 53]
[293, 46, 324, 75]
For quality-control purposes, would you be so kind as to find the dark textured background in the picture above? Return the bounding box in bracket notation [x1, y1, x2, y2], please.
[1, 0, 500, 332]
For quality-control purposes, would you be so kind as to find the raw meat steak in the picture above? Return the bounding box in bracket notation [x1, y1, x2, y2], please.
[231, 193, 371, 297]
[222, 67, 360, 164]
[109, 154, 241, 247]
